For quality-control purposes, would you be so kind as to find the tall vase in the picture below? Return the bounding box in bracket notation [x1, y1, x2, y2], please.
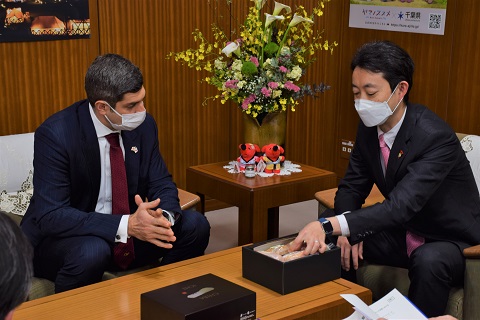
[242, 111, 287, 148]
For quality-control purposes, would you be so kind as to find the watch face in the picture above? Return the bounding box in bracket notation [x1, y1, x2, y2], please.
[320, 218, 333, 234]
[163, 211, 176, 225]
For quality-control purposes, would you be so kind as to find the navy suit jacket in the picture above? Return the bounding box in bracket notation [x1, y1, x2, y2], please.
[21, 100, 181, 248]
[335, 103, 480, 250]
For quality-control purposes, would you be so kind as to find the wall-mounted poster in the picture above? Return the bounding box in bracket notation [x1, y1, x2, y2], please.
[349, 0, 448, 35]
[0, 0, 90, 43]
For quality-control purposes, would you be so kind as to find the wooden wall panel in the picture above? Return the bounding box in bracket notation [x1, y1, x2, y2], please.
[0, 0, 99, 136]
[447, 0, 480, 134]
[96, 0, 233, 188]
[1, 0, 479, 189]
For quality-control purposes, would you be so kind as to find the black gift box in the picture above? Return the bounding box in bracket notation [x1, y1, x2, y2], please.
[141, 273, 256, 320]
[242, 234, 341, 295]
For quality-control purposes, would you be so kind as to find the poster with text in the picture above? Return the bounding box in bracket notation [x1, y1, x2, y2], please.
[349, 0, 448, 35]
[1, 0, 90, 43]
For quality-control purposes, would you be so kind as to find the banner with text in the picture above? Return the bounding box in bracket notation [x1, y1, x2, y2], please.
[349, 1, 448, 35]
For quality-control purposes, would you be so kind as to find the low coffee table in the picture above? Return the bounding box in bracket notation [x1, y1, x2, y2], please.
[15, 247, 371, 319]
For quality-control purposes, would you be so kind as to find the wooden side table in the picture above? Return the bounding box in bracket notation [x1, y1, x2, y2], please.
[186, 162, 336, 245]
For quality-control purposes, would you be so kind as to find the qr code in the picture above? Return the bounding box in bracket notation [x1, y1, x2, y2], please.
[429, 13, 442, 29]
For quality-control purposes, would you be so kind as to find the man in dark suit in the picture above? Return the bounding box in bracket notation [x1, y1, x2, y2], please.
[21, 54, 210, 293]
[291, 41, 480, 317]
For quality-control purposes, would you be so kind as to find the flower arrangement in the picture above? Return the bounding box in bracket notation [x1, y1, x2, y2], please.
[167, 0, 337, 124]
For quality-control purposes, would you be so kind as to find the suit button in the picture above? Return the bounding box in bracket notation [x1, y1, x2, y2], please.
[116, 235, 121, 240]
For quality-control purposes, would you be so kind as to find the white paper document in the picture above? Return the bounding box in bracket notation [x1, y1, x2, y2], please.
[341, 288, 427, 320]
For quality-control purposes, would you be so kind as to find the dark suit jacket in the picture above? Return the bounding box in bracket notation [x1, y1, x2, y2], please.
[335, 103, 480, 250]
[21, 100, 181, 248]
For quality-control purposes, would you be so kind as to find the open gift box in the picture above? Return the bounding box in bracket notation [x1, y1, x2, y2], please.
[242, 234, 341, 295]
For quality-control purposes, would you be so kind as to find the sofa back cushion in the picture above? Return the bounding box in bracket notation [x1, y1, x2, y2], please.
[0, 133, 34, 216]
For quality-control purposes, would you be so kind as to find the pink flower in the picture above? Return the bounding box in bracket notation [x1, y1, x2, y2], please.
[241, 94, 256, 110]
[225, 79, 239, 89]
[279, 66, 288, 73]
[268, 82, 279, 89]
[250, 56, 259, 67]
[261, 87, 271, 97]
[284, 81, 300, 92]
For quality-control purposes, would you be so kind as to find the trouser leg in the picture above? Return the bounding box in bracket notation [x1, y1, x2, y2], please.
[408, 241, 465, 317]
[34, 236, 111, 293]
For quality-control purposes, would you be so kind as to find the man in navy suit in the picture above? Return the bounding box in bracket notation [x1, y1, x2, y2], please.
[291, 41, 480, 317]
[21, 54, 210, 293]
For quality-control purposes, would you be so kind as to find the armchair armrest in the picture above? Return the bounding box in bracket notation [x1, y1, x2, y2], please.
[463, 244, 480, 258]
[177, 188, 200, 211]
[463, 244, 480, 319]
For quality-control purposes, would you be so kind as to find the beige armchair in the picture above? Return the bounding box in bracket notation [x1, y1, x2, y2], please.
[314, 133, 480, 320]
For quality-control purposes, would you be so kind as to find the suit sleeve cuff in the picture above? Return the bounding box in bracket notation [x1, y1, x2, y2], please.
[115, 215, 130, 243]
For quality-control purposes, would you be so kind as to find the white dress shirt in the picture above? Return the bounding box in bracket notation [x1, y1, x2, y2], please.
[89, 105, 129, 243]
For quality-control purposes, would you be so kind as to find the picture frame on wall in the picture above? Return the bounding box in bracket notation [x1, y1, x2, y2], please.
[0, 0, 90, 43]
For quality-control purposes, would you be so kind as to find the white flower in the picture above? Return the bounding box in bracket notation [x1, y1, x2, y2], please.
[264, 14, 285, 28]
[272, 2, 291, 16]
[232, 60, 243, 72]
[272, 90, 282, 98]
[214, 59, 226, 70]
[289, 13, 313, 27]
[287, 65, 302, 80]
[237, 81, 246, 89]
[221, 41, 240, 57]
[234, 72, 243, 80]
[253, 0, 267, 10]
[280, 46, 291, 55]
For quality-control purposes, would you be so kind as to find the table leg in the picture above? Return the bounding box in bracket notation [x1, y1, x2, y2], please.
[237, 205, 253, 245]
[267, 207, 279, 239]
[197, 193, 206, 214]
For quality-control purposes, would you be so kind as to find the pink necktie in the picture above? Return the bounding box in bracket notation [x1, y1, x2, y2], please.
[105, 133, 135, 269]
[378, 133, 425, 257]
[379, 134, 390, 169]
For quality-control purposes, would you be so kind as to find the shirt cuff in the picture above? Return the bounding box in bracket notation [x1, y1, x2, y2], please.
[115, 215, 130, 243]
[337, 211, 351, 237]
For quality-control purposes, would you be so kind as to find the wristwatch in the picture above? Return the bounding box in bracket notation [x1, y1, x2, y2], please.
[318, 217, 333, 235]
[162, 210, 176, 226]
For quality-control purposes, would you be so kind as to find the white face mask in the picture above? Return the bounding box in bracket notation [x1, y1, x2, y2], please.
[354, 84, 402, 127]
[104, 103, 146, 131]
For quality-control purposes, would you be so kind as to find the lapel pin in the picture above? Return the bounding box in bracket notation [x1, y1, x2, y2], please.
[131, 146, 138, 153]
[398, 150, 404, 158]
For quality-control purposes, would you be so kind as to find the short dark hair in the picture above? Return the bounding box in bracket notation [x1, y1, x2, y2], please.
[351, 40, 414, 102]
[0, 212, 33, 319]
[84, 53, 143, 108]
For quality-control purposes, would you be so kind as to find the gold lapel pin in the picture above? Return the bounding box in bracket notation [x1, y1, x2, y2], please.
[131, 146, 138, 153]
[398, 150, 404, 158]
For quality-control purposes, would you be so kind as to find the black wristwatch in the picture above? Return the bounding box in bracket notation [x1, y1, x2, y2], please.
[162, 210, 177, 226]
[318, 217, 333, 235]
